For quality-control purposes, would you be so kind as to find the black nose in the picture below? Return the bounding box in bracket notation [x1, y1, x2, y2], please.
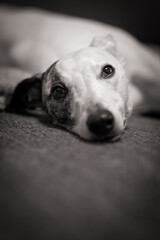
[87, 109, 114, 137]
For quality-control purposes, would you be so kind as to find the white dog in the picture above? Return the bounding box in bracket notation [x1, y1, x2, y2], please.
[0, 5, 160, 141]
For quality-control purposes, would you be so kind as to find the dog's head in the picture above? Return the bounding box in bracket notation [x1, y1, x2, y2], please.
[9, 35, 133, 141]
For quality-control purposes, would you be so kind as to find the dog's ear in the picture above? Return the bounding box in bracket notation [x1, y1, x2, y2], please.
[7, 73, 43, 112]
[90, 35, 117, 54]
[90, 35, 126, 66]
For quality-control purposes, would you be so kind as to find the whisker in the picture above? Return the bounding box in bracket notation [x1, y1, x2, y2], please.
[133, 104, 149, 111]
[132, 104, 151, 116]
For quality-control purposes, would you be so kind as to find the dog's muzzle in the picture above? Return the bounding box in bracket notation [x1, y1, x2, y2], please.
[86, 108, 114, 138]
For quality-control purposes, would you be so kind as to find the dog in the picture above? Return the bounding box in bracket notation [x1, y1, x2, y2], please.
[0, 5, 160, 141]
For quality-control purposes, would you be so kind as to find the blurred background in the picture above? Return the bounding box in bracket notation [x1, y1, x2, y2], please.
[0, 0, 159, 44]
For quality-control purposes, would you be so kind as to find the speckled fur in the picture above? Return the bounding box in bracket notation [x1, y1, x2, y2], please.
[42, 62, 76, 128]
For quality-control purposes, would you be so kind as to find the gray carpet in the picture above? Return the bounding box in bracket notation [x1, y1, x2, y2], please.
[0, 111, 160, 240]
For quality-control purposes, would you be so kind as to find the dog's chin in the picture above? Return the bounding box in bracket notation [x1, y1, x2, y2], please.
[82, 133, 122, 142]
[70, 126, 123, 142]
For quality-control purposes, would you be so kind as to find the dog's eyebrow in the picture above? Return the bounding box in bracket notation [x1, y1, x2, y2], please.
[47, 61, 64, 84]
[43, 60, 63, 89]
[45, 61, 57, 77]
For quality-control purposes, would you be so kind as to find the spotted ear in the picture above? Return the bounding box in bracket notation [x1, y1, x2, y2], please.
[90, 35, 126, 66]
[7, 73, 43, 112]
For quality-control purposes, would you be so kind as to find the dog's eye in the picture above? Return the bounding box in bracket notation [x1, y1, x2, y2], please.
[52, 85, 67, 100]
[102, 65, 115, 78]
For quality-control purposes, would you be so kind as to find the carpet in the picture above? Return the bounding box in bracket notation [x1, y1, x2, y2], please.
[0, 111, 160, 240]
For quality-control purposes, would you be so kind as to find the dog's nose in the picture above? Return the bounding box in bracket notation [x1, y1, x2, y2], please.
[87, 109, 114, 137]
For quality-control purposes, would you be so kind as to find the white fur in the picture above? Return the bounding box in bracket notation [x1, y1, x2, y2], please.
[54, 47, 130, 139]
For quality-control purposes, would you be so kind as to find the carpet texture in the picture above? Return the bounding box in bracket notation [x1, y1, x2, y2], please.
[0, 111, 160, 240]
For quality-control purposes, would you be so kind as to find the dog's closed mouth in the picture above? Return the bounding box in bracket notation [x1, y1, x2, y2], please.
[85, 133, 121, 143]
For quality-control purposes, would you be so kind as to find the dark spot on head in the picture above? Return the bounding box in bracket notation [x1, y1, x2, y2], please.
[46, 91, 76, 128]
[42, 61, 76, 129]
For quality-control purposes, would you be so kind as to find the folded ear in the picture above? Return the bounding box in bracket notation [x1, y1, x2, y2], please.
[90, 35, 117, 54]
[7, 73, 43, 112]
[90, 35, 126, 66]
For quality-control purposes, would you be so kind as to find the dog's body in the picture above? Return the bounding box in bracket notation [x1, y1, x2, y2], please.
[0, 5, 160, 140]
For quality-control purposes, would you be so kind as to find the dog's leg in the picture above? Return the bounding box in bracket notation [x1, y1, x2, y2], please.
[9, 40, 58, 73]
[131, 45, 160, 113]
[138, 45, 160, 82]
[132, 77, 160, 113]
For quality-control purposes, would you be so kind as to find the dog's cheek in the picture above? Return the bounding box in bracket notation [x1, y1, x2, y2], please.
[46, 98, 76, 128]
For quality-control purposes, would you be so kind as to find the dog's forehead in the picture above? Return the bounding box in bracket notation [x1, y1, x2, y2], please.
[56, 47, 118, 73]
[43, 46, 127, 99]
